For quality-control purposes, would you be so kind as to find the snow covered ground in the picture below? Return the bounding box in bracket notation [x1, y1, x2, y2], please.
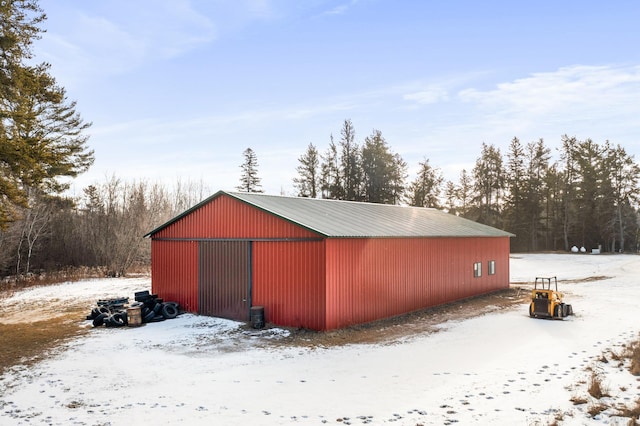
[1, 253, 640, 425]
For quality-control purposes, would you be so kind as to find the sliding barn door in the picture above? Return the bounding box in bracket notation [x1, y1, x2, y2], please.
[198, 241, 250, 321]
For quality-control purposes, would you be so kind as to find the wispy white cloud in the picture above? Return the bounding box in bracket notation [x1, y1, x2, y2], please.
[385, 65, 640, 182]
[403, 86, 449, 105]
[242, 0, 279, 19]
[150, 1, 218, 58]
[400, 71, 493, 107]
[458, 65, 640, 119]
[92, 64, 640, 146]
[37, 0, 290, 85]
[319, 0, 360, 16]
[78, 63, 640, 194]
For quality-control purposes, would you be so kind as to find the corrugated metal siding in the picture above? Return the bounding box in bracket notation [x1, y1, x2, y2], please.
[252, 241, 326, 330]
[153, 194, 320, 239]
[325, 237, 510, 330]
[150, 193, 512, 331]
[151, 240, 198, 312]
[198, 241, 250, 321]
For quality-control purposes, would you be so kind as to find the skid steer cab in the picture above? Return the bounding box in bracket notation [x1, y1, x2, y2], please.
[529, 276, 573, 319]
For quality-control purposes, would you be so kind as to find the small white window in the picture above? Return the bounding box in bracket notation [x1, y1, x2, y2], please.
[473, 262, 482, 278]
[488, 260, 496, 275]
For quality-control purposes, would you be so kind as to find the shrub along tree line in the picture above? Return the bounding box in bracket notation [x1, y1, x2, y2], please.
[0, 176, 211, 278]
[292, 120, 640, 254]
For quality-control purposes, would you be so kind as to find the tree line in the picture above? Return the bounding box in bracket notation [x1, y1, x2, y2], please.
[0, 176, 212, 278]
[2, 124, 638, 279]
[289, 120, 640, 254]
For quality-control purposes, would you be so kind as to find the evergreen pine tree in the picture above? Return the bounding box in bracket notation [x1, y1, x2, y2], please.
[237, 148, 263, 193]
[1, 0, 94, 227]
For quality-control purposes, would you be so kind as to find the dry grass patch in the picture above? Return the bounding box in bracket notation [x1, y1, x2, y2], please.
[573, 336, 640, 423]
[588, 372, 610, 399]
[275, 287, 528, 348]
[613, 336, 640, 376]
[587, 402, 609, 417]
[615, 398, 640, 422]
[610, 349, 623, 362]
[628, 340, 640, 376]
[0, 307, 89, 375]
[570, 395, 588, 405]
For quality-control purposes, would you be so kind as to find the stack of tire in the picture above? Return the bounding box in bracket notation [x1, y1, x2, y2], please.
[133, 290, 180, 323]
[86, 297, 130, 328]
[85, 292, 181, 328]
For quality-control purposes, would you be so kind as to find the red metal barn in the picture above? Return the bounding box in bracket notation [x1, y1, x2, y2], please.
[144, 191, 513, 331]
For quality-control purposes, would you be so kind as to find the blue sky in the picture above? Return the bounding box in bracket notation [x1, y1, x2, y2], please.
[35, 0, 640, 196]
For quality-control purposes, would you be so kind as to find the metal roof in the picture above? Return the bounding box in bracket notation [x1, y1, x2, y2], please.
[145, 190, 514, 238]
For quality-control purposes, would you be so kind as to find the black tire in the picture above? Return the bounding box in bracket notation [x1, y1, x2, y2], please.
[143, 310, 156, 323]
[152, 302, 163, 314]
[110, 316, 124, 327]
[86, 307, 99, 320]
[105, 315, 118, 327]
[92, 313, 108, 327]
[105, 314, 124, 327]
[143, 298, 156, 308]
[554, 304, 562, 318]
[112, 311, 128, 326]
[161, 303, 178, 319]
[134, 290, 149, 298]
[567, 304, 573, 316]
[98, 305, 111, 314]
[165, 301, 180, 309]
[150, 315, 165, 322]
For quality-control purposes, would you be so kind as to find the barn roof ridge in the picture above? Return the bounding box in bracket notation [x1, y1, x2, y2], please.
[226, 191, 513, 238]
[144, 190, 513, 238]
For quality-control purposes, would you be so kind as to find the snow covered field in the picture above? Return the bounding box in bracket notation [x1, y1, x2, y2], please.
[1, 253, 639, 425]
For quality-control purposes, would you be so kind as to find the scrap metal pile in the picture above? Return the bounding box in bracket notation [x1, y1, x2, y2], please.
[85, 290, 181, 327]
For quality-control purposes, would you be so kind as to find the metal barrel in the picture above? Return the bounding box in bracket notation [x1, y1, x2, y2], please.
[127, 306, 142, 327]
[250, 306, 265, 329]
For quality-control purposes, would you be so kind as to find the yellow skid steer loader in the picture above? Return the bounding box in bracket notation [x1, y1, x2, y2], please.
[529, 276, 573, 319]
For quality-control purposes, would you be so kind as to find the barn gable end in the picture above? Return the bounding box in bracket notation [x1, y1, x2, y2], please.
[148, 192, 320, 240]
